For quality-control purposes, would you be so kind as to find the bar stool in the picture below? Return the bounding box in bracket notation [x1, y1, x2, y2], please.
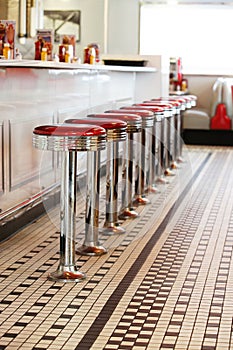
[158, 97, 184, 165]
[143, 100, 178, 171]
[121, 106, 165, 190]
[180, 96, 192, 109]
[87, 112, 141, 230]
[104, 111, 143, 218]
[180, 95, 197, 160]
[187, 94, 197, 107]
[65, 117, 127, 252]
[167, 96, 190, 162]
[151, 98, 182, 170]
[87, 114, 127, 235]
[113, 109, 154, 205]
[136, 102, 175, 178]
[32, 124, 106, 281]
[133, 103, 168, 184]
[117, 107, 159, 194]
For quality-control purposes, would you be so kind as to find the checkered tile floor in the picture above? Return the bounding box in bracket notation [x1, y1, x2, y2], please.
[1, 146, 233, 350]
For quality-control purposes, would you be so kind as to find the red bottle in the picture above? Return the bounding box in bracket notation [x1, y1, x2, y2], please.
[210, 103, 231, 130]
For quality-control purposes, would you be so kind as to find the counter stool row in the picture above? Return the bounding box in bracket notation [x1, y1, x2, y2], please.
[32, 94, 196, 282]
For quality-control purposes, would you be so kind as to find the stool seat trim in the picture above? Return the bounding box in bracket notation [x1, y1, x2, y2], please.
[97, 112, 142, 133]
[104, 110, 153, 129]
[33, 124, 106, 151]
[168, 97, 186, 110]
[186, 94, 197, 107]
[152, 99, 182, 113]
[170, 95, 191, 109]
[122, 106, 164, 122]
[136, 103, 173, 118]
[108, 110, 154, 128]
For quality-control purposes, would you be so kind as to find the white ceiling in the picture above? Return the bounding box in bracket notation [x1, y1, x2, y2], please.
[141, 0, 233, 4]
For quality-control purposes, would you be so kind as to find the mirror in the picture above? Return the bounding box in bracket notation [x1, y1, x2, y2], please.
[43, 10, 81, 42]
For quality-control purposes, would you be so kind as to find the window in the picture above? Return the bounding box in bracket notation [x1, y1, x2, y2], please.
[139, 3, 233, 73]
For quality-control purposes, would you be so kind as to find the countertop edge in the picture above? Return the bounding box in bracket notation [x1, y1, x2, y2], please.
[0, 59, 157, 73]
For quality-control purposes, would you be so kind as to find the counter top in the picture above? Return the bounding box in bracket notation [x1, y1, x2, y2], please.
[0, 59, 157, 73]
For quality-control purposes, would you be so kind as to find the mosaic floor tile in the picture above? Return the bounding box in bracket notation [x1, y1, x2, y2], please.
[1, 147, 233, 349]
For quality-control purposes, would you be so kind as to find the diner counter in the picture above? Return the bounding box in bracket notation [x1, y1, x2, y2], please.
[0, 55, 168, 241]
[0, 59, 157, 73]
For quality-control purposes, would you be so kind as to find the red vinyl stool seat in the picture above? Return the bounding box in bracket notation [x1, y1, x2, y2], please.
[33, 124, 106, 281]
[65, 117, 127, 248]
[210, 103, 231, 130]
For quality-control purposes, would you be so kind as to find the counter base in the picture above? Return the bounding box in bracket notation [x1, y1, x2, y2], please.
[182, 129, 233, 146]
[0, 191, 60, 242]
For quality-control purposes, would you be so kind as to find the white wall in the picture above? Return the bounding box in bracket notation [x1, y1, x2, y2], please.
[22, 0, 226, 112]
[43, 0, 140, 57]
[43, 0, 106, 58]
[107, 0, 139, 54]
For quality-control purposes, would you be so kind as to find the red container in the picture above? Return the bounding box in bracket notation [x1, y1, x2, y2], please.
[210, 103, 231, 130]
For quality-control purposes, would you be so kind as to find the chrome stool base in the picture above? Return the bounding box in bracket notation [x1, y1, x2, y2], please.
[164, 169, 175, 176]
[177, 156, 185, 163]
[102, 222, 126, 235]
[76, 244, 107, 256]
[133, 195, 150, 205]
[48, 266, 86, 283]
[156, 176, 169, 184]
[171, 161, 180, 169]
[145, 184, 159, 194]
[119, 208, 139, 220]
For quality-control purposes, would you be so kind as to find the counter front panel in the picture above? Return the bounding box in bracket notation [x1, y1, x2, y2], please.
[0, 59, 163, 239]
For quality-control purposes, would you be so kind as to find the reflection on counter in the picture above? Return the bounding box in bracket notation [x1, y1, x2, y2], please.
[0, 55, 163, 240]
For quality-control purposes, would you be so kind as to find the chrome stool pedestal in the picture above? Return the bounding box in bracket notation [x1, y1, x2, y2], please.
[33, 124, 106, 281]
[140, 102, 175, 178]
[151, 99, 182, 170]
[105, 111, 143, 219]
[132, 104, 167, 185]
[169, 94, 197, 163]
[168, 96, 187, 163]
[66, 117, 127, 250]
[87, 114, 127, 235]
[125, 106, 165, 192]
[121, 106, 154, 205]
